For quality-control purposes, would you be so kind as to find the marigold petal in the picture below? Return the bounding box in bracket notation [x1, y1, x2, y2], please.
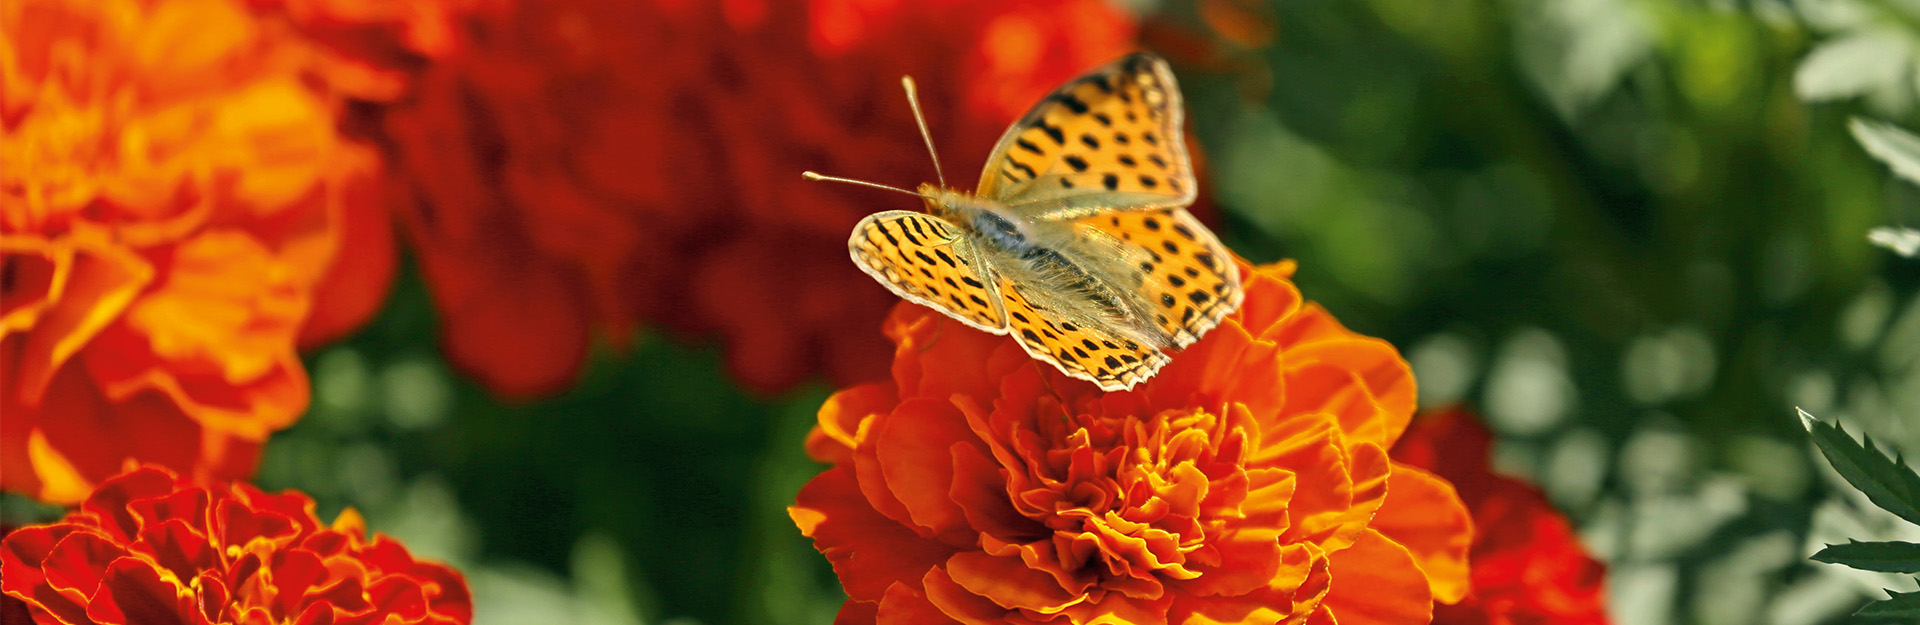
[140, 519, 216, 584]
[1168, 534, 1282, 598]
[891, 576, 972, 625]
[923, 566, 1015, 625]
[1276, 320, 1414, 448]
[812, 383, 898, 463]
[792, 466, 953, 602]
[1259, 416, 1354, 547]
[87, 556, 191, 625]
[0, 240, 61, 337]
[1, 526, 68, 596]
[24, 428, 93, 504]
[1057, 593, 1171, 625]
[1147, 321, 1283, 420]
[1228, 261, 1305, 340]
[1283, 545, 1332, 625]
[2, 234, 153, 405]
[297, 146, 395, 349]
[1303, 442, 1388, 554]
[950, 442, 1048, 543]
[191, 570, 229, 623]
[413, 235, 588, 398]
[835, 598, 881, 625]
[884, 305, 1024, 401]
[1368, 463, 1472, 604]
[1233, 468, 1296, 542]
[41, 531, 123, 608]
[877, 398, 979, 542]
[946, 551, 1083, 613]
[1167, 539, 1321, 625]
[81, 466, 183, 543]
[1320, 529, 1431, 625]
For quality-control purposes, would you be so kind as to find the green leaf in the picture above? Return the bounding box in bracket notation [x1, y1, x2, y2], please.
[1795, 33, 1914, 103]
[1869, 226, 1920, 258]
[1850, 118, 1920, 187]
[1798, 408, 1920, 527]
[1812, 540, 1920, 573]
[1856, 590, 1920, 619]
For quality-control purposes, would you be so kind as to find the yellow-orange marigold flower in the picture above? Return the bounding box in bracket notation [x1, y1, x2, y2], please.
[1, 0, 379, 502]
[791, 260, 1475, 625]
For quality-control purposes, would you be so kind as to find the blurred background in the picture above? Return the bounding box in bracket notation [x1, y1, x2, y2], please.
[8, 0, 1917, 624]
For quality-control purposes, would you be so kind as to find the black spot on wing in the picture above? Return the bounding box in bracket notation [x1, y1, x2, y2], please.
[1058, 93, 1090, 114]
[1034, 120, 1065, 145]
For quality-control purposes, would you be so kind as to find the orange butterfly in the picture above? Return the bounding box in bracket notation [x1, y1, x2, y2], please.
[808, 53, 1242, 391]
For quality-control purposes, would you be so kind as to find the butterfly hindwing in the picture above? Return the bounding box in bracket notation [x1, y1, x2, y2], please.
[994, 275, 1172, 391]
[849, 211, 1008, 333]
[1078, 208, 1243, 348]
[976, 52, 1196, 218]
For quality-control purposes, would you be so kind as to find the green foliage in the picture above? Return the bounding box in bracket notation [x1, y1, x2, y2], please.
[1799, 408, 1920, 526]
[1856, 589, 1920, 619]
[1851, 118, 1920, 187]
[1799, 408, 1920, 620]
[1811, 539, 1920, 573]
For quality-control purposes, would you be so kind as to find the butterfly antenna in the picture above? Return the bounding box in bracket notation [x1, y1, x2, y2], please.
[901, 76, 948, 189]
[802, 172, 934, 200]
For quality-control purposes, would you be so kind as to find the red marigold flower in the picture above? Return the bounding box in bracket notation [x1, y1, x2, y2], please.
[1392, 408, 1613, 625]
[374, 0, 1136, 396]
[0, 464, 472, 625]
[1, 0, 382, 502]
[790, 260, 1475, 625]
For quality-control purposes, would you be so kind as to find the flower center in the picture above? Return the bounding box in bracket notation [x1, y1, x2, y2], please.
[1016, 406, 1245, 584]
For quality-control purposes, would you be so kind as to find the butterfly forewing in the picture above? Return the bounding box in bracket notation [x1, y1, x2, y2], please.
[849, 211, 1008, 333]
[994, 276, 1172, 391]
[1079, 208, 1243, 348]
[976, 53, 1196, 218]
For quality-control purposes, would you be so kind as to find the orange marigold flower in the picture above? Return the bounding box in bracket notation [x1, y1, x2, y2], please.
[1392, 409, 1613, 625]
[375, 0, 1135, 396]
[1, 0, 380, 502]
[0, 464, 472, 625]
[790, 260, 1474, 625]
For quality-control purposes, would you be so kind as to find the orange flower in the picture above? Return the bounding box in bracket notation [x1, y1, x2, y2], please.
[1, 0, 380, 502]
[0, 464, 471, 624]
[790, 260, 1474, 624]
[1392, 409, 1613, 625]
[251, 0, 493, 103]
[376, 0, 1135, 396]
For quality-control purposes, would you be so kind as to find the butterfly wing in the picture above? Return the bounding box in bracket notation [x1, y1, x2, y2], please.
[994, 275, 1172, 391]
[975, 52, 1197, 219]
[849, 211, 1008, 333]
[1076, 208, 1243, 348]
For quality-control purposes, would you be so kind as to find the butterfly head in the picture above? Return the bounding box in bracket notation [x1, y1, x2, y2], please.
[917, 183, 966, 217]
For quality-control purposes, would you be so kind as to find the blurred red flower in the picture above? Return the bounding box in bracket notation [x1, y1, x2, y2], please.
[790, 260, 1474, 625]
[0, 464, 471, 625]
[1392, 408, 1613, 625]
[376, 0, 1138, 396]
[0, 0, 384, 502]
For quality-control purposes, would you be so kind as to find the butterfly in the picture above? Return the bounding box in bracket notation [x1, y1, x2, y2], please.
[810, 52, 1242, 391]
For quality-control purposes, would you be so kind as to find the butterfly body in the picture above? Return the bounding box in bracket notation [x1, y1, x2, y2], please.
[843, 53, 1242, 391]
[921, 184, 1180, 351]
